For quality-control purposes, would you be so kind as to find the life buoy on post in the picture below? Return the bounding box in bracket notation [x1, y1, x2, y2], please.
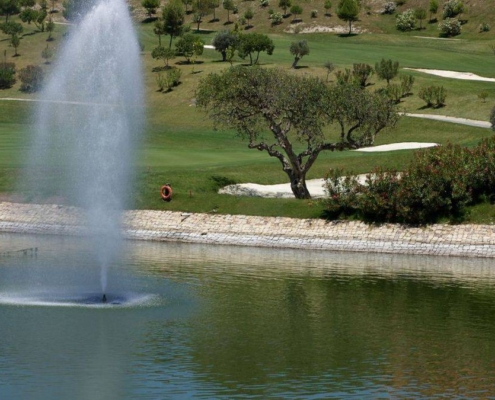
[161, 184, 172, 202]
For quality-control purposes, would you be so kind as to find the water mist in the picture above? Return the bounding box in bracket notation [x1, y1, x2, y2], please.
[26, 0, 144, 294]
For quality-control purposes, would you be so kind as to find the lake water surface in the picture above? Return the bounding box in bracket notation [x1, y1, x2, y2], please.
[1, 233, 495, 399]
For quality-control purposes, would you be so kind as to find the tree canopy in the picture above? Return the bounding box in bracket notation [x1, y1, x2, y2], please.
[238, 32, 274, 65]
[162, 0, 185, 48]
[337, 0, 359, 34]
[196, 67, 399, 199]
[211, 30, 238, 61]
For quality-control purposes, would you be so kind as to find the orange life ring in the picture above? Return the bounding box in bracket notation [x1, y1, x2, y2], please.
[161, 185, 172, 202]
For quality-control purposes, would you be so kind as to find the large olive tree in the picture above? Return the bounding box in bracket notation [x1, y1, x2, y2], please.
[196, 67, 399, 199]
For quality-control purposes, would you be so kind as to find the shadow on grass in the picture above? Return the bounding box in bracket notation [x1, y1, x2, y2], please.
[337, 33, 358, 38]
[141, 17, 158, 23]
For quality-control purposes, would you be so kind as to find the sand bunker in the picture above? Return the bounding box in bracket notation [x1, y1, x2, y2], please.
[355, 142, 438, 152]
[284, 23, 367, 34]
[404, 68, 495, 82]
[220, 142, 437, 198]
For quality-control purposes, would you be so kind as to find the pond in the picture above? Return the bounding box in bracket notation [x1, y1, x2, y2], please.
[1, 233, 495, 399]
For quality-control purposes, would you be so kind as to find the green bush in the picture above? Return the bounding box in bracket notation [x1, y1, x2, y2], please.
[324, 139, 495, 224]
[382, 2, 396, 14]
[386, 83, 402, 104]
[395, 9, 416, 31]
[270, 11, 283, 24]
[438, 17, 461, 36]
[310, 9, 318, 17]
[0, 62, 16, 89]
[442, 0, 464, 19]
[352, 63, 373, 87]
[400, 74, 414, 97]
[478, 22, 490, 33]
[18, 65, 44, 93]
[335, 68, 353, 85]
[419, 85, 446, 108]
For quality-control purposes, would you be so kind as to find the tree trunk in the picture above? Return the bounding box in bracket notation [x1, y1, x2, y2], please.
[292, 56, 299, 69]
[168, 34, 173, 49]
[221, 50, 226, 61]
[348, 20, 352, 35]
[288, 171, 311, 199]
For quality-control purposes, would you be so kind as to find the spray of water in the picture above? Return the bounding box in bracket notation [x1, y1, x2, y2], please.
[26, 0, 143, 292]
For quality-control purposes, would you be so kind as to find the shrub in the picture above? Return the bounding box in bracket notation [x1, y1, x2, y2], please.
[324, 0, 332, 14]
[324, 139, 495, 224]
[386, 83, 402, 104]
[310, 9, 318, 17]
[259, 0, 269, 6]
[479, 23, 490, 33]
[442, 0, 464, 19]
[375, 58, 399, 84]
[0, 62, 16, 89]
[335, 68, 353, 85]
[352, 63, 373, 87]
[438, 17, 461, 36]
[270, 11, 283, 24]
[418, 85, 446, 107]
[156, 67, 182, 92]
[18, 65, 44, 93]
[395, 0, 406, 5]
[400, 74, 414, 96]
[382, 2, 395, 14]
[478, 91, 488, 103]
[396, 9, 416, 31]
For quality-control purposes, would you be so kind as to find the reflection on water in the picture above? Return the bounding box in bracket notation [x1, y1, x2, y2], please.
[1, 233, 495, 399]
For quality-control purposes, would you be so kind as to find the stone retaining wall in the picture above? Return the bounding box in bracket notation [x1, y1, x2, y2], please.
[1, 202, 495, 258]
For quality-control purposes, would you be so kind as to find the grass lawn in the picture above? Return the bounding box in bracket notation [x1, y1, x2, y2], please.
[1, 7, 495, 222]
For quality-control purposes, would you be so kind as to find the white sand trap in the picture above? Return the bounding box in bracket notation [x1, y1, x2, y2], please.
[413, 36, 461, 41]
[220, 143, 437, 198]
[404, 68, 495, 82]
[355, 142, 438, 152]
[404, 113, 491, 129]
[203, 45, 215, 49]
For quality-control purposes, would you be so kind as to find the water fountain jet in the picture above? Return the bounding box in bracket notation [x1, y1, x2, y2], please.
[24, 0, 144, 298]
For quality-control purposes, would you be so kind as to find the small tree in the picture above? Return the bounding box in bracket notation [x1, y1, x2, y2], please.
[45, 18, 54, 40]
[0, 61, 15, 88]
[0, 20, 23, 36]
[375, 58, 399, 84]
[142, 0, 160, 19]
[336, 0, 359, 35]
[10, 33, 20, 56]
[0, 0, 20, 22]
[19, 8, 37, 24]
[196, 67, 398, 199]
[41, 44, 53, 63]
[414, 7, 426, 29]
[324, 0, 331, 16]
[244, 8, 253, 27]
[182, 0, 193, 13]
[34, 8, 47, 31]
[192, 0, 212, 31]
[212, 30, 238, 61]
[175, 32, 204, 63]
[429, 0, 438, 21]
[442, 0, 464, 19]
[152, 45, 176, 67]
[237, 32, 274, 65]
[278, 0, 291, 16]
[289, 40, 309, 68]
[18, 64, 43, 92]
[163, 0, 185, 47]
[290, 4, 302, 21]
[352, 63, 373, 87]
[324, 60, 334, 82]
[153, 20, 165, 46]
[223, 0, 235, 22]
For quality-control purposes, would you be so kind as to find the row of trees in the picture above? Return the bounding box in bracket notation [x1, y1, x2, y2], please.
[142, 0, 361, 34]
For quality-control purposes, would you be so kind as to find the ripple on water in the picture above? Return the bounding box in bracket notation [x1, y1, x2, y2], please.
[0, 292, 160, 308]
